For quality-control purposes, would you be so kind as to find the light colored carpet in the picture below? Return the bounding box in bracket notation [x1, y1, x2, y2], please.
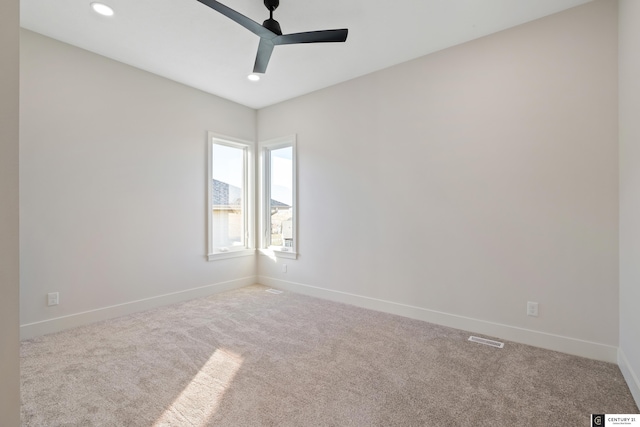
[21, 285, 638, 426]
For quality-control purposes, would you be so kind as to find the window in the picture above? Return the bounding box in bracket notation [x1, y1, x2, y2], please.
[259, 135, 297, 259]
[207, 133, 254, 260]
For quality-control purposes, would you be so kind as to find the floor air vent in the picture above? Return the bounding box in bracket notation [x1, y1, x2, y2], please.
[266, 289, 283, 294]
[468, 336, 504, 348]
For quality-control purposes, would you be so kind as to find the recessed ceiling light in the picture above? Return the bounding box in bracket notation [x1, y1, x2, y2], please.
[91, 2, 114, 16]
[247, 74, 261, 82]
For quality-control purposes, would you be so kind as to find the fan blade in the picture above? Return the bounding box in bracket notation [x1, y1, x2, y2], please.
[273, 29, 348, 45]
[253, 39, 275, 73]
[197, 0, 275, 39]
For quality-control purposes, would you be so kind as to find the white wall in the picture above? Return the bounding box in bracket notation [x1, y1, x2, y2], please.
[619, 0, 640, 406]
[19, 30, 257, 337]
[0, 0, 20, 423]
[258, 0, 619, 361]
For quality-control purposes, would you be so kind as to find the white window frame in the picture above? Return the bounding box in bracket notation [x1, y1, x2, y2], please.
[207, 132, 255, 261]
[259, 135, 297, 259]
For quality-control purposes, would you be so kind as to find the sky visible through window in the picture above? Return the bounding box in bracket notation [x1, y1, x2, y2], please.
[270, 147, 292, 206]
[212, 144, 243, 189]
[212, 144, 292, 206]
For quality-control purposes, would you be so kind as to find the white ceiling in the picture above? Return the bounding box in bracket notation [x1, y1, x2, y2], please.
[21, 0, 593, 109]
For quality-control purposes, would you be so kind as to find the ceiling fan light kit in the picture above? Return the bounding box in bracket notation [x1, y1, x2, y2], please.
[197, 0, 348, 74]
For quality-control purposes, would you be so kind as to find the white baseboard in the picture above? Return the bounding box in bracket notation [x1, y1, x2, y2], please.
[20, 276, 257, 340]
[258, 276, 619, 363]
[618, 348, 640, 408]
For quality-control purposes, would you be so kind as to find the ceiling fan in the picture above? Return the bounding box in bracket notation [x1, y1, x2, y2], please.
[197, 0, 349, 74]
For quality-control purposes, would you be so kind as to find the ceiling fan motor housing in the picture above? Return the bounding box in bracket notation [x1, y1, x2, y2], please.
[263, 0, 282, 35]
[263, 18, 282, 35]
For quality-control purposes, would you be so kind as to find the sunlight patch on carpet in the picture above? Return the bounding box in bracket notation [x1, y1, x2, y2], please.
[153, 348, 243, 426]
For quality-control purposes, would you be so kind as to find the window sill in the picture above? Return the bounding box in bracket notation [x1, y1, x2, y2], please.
[259, 248, 298, 260]
[208, 248, 255, 261]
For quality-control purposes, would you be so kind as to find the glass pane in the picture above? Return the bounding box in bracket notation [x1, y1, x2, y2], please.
[269, 146, 293, 248]
[212, 143, 245, 251]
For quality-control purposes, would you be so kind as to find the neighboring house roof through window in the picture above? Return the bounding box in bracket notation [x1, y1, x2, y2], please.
[212, 179, 289, 208]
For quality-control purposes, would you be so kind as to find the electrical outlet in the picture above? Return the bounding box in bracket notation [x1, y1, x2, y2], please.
[47, 292, 59, 306]
[527, 301, 538, 317]
[282, 264, 287, 273]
